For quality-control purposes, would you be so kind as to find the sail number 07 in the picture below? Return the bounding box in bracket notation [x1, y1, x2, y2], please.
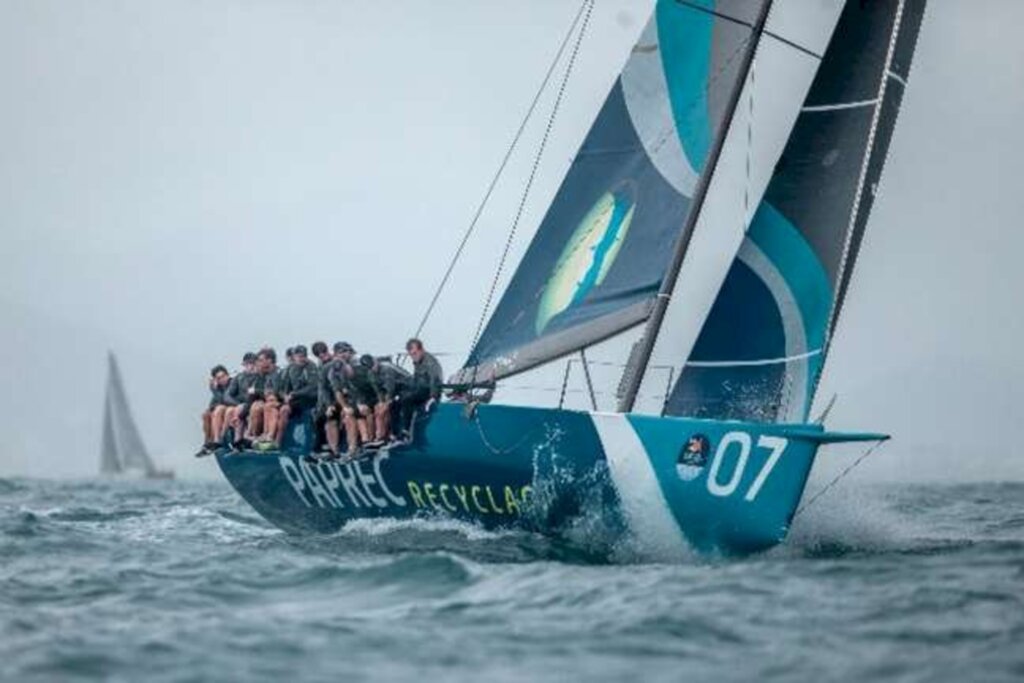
[706, 433, 787, 501]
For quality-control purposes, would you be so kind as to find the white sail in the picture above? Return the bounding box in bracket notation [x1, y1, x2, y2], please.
[100, 352, 158, 476]
[99, 385, 121, 475]
[625, 0, 846, 415]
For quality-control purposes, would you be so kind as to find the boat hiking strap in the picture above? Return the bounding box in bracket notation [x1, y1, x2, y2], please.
[412, 0, 595, 341]
[793, 438, 888, 519]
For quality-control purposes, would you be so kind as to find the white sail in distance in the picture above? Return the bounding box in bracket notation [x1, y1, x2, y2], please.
[100, 352, 158, 476]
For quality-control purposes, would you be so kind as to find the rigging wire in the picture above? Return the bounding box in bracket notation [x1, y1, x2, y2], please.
[793, 438, 887, 519]
[412, 0, 594, 341]
[466, 0, 596, 367]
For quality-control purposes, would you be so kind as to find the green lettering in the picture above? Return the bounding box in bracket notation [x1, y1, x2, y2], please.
[504, 486, 520, 516]
[470, 486, 489, 514]
[407, 481, 426, 508]
[438, 484, 457, 512]
[453, 485, 471, 512]
[485, 486, 504, 514]
[423, 482, 441, 509]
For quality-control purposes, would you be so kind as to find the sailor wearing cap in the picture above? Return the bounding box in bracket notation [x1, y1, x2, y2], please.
[225, 352, 258, 451]
[274, 345, 320, 450]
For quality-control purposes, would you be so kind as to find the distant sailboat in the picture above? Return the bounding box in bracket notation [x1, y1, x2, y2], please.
[100, 352, 174, 480]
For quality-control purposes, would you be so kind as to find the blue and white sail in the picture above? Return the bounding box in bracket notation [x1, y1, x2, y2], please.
[664, 0, 928, 422]
[458, 0, 837, 383]
[622, 0, 848, 413]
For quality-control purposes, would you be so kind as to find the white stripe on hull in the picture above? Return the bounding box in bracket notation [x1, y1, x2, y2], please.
[589, 413, 690, 559]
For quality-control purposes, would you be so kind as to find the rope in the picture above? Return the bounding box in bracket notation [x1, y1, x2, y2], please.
[412, 0, 594, 340]
[793, 439, 887, 518]
[473, 414, 536, 456]
[467, 0, 595, 360]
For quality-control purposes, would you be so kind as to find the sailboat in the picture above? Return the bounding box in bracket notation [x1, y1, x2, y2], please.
[100, 352, 174, 480]
[215, 0, 926, 554]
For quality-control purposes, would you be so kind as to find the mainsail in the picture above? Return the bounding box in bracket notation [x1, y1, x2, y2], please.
[100, 352, 157, 476]
[666, 0, 927, 422]
[459, 0, 844, 387]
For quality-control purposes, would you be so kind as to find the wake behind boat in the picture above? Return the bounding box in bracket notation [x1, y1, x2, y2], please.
[211, 0, 926, 555]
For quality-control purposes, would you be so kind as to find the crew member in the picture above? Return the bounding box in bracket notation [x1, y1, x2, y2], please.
[198, 365, 232, 456]
[329, 343, 374, 454]
[252, 348, 283, 449]
[223, 352, 255, 448]
[274, 345, 319, 450]
[311, 341, 340, 456]
[398, 338, 443, 440]
[363, 354, 411, 445]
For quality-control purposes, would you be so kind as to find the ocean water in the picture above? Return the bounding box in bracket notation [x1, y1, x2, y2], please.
[1, 477, 1021, 682]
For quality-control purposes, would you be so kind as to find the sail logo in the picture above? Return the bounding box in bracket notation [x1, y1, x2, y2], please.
[535, 185, 636, 333]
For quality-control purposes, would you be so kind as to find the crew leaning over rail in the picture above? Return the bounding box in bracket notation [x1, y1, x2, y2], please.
[196, 339, 444, 460]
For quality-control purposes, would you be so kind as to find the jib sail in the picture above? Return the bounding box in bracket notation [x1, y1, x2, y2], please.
[665, 0, 928, 422]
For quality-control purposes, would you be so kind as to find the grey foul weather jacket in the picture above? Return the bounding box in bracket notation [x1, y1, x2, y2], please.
[252, 368, 282, 400]
[280, 361, 320, 401]
[224, 371, 257, 406]
[372, 361, 412, 402]
[208, 382, 230, 410]
[316, 359, 337, 412]
[412, 352, 444, 400]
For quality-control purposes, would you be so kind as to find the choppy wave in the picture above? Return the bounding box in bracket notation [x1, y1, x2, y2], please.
[1, 478, 1022, 682]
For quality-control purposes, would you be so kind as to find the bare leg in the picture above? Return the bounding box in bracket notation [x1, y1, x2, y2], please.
[343, 412, 360, 453]
[275, 404, 291, 448]
[261, 398, 280, 442]
[227, 406, 247, 443]
[246, 402, 264, 439]
[325, 419, 340, 454]
[357, 406, 372, 443]
[202, 410, 214, 444]
[375, 403, 390, 441]
[211, 405, 228, 442]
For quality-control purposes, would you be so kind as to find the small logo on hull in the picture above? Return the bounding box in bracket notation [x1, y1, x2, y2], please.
[676, 433, 709, 481]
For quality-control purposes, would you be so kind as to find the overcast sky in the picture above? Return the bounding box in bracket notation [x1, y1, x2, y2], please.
[1, 1, 1021, 482]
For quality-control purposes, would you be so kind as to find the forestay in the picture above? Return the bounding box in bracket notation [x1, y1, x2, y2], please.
[623, 0, 847, 414]
[666, 0, 928, 423]
[457, 0, 776, 384]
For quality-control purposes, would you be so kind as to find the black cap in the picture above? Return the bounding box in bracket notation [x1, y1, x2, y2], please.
[285, 347, 295, 357]
[242, 352, 257, 363]
[334, 341, 354, 354]
[358, 353, 375, 368]
[293, 344, 308, 356]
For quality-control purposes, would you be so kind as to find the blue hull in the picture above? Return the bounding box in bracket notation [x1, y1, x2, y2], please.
[217, 403, 875, 555]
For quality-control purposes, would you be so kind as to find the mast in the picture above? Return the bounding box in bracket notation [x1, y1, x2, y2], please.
[616, 1, 774, 413]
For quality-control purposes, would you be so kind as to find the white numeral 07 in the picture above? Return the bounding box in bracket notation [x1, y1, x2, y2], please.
[706, 432, 787, 501]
